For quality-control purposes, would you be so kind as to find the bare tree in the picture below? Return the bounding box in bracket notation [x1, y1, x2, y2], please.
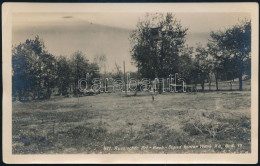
[94, 53, 107, 74]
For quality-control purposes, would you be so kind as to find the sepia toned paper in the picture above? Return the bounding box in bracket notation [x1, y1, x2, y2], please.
[2, 2, 258, 164]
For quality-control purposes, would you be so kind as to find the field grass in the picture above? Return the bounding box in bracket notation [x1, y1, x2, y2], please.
[12, 80, 251, 154]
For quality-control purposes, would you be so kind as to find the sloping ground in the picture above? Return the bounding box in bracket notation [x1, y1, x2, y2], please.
[12, 81, 251, 154]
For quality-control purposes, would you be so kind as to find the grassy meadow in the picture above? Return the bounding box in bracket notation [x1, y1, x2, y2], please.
[12, 80, 251, 154]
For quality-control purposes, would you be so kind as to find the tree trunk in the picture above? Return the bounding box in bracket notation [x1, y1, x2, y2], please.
[37, 88, 41, 100]
[159, 82, 163, 94]
[201, 75, 205, 91]
[159, 40, 163, 94]
[238, 59, 243, 91]
[238, 73, 243, 91]
[215, 72, 219, 91]
[46, 87, 52, 99]
[208, 75, 211, 91]
[32, 91, 36, 100]
[201, 81, 204, 91]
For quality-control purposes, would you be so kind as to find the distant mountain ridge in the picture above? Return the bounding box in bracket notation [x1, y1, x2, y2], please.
[13, 19, 209, 72]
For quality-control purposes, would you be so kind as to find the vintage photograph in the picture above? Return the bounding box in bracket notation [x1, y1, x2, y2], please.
[2, 2, 258, 164]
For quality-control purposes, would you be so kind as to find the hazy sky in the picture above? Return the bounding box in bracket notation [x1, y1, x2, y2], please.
[12, 12, 250, 72]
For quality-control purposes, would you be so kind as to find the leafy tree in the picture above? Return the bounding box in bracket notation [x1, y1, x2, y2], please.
[38, 53, 57, 99]
[194, 44, 211, 91]
[88, 63, 100, 80]
[12, 36, 57, 100]
[56, 56, 72, 96]
[210, 20, 251, 90]
[12, 44, 31, 100]
[207, 41, 225, 91]
[178, 46, 194, 84]
[130, 13, 188, 79]
[70, 51, 89, 94]
[70, 51, 100, 94]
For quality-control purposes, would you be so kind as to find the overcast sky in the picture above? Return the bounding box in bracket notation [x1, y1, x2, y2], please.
[12, 12, 250, 72]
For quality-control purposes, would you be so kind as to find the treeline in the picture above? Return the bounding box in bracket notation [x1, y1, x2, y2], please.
[12, 14, 251, 100]
[129, 13, 251, 92]
[12, 36, 99, 100]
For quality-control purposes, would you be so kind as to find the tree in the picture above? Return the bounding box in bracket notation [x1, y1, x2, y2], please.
[178, 46, 194, 84]
[12, 44, 31, 100]
[70, 51, 100, 94]
[207, 41, 225, 91]
[210, 20, 251, 90]
[39, 53, 57, 99]
[56, 56, 72, 96]
[70, 51, 89, 94]
[113, 62, 123, 79]
[194, 44, 211, 91]
[130, 13, 188, 79]
[12, 36, 57, 100]
[94, 54, 107, 74]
